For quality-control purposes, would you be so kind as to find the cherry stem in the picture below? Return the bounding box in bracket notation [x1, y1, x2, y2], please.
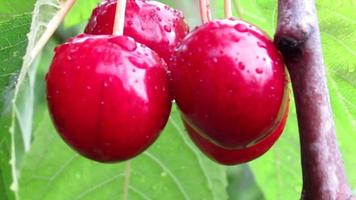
[199, 0, 212, 24]
[224, 0, 232, 19]
[275, 0, 354, 199]
[232, 0, 243, 19]
[29, 0, 76, 65]
[113, 0, 127, 35]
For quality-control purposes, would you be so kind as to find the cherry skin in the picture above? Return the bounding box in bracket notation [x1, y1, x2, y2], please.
[46, 34, 171, 162]
[170, 19, 288, 149]
[183, 101, 289, 165]
[85, 0, 189, 62]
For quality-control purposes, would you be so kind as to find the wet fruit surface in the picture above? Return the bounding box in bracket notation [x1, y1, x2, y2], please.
[184, 102, 289, 165]
[85, 0, 189, 62]
[46, 34, 171, 162]
[170, 19, 288, 148]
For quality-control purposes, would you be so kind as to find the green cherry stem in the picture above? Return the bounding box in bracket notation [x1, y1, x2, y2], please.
[113, 0, 127, 35]
[199, 0, 212, 24]
[224, 0, 232, 18]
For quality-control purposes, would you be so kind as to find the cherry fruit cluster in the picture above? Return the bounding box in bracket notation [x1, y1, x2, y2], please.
[46, 0, 289, 165]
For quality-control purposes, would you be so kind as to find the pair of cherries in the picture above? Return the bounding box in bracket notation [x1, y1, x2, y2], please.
[46, 0, 289, 165]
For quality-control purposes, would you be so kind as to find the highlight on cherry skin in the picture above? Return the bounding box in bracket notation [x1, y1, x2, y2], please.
[85, 0, 189, 63]
[170, 18, 289, 149]
[46, 34, 172, 163]
[183, 100, 289, 165]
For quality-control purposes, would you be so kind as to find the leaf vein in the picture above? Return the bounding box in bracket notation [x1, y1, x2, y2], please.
[143, 151, 190, 200]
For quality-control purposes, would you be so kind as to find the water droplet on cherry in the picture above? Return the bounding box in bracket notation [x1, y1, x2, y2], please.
[256, 68, 263, 74]
[163, 25, 172, 32]
[234, 24, 247, 32]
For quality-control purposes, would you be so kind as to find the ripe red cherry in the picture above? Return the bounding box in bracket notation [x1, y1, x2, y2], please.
[85, 0, 189, 62]
[46, 34, 171, 162]
[170, 19, 288, 149]
[183, 102, 289, 165]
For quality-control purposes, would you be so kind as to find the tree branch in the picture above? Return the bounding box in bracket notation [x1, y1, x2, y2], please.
[274, 0, 354, 199]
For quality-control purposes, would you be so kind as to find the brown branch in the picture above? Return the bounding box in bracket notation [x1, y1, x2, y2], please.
[274, 0, 354, 199]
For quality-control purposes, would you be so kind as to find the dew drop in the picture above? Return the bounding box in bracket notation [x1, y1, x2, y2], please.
[163, 25, 172, 32]
[257, 41, 267, 48]
[212, 57, 218, 63]
[232, 36, 240, 42]
[234, 23, 248, 32]
[238, 62, 245, 70]
[256, 68, 263, 74]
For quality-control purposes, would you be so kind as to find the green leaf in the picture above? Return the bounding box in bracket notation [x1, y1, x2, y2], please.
[0, 14, 32, 200]
[317, 0, 356, 188]
[63, 0, 100, 27]
[0, 0, 35, 20]
[0, 0, 62, 199]
[226, 165, 264, 200]
[19, 106, 227, 199]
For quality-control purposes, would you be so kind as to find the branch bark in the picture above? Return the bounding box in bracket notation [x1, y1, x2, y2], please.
[274, 0, 354, 199]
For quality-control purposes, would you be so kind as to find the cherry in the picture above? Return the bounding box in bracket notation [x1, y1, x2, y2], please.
[183, 101, 289, 165]
[46, 34, 171, 162]
[170, 19, 288, 149]
[85, 0, 189, 62]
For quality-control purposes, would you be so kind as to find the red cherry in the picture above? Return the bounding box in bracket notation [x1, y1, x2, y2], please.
[46, 34, 171, 162]
[170, 19, 288, 148]
[183, 100, 289, 165]
[85, 0, 189, 62]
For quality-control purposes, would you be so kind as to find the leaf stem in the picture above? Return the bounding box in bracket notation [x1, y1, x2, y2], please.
[274, 0, 354, 199]
[199, 0, 212, 24]
[113, 0, 127, 35]
[29, 0, 76, 65]
[224, 0, 232, 19]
